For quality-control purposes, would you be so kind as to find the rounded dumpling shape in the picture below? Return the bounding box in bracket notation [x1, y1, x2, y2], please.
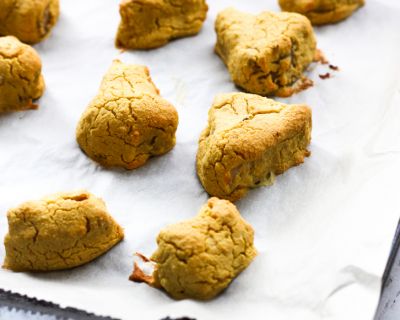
[0, 36, 45, 112]
[130, 197, 257, 300]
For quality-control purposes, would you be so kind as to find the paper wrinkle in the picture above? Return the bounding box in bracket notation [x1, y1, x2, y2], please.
[0, 0, 399, 320]
[324, 265, 380, 302]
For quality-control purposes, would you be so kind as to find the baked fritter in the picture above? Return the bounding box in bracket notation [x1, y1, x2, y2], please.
[215, 8, 317, 97]
[3, 191, 124, 272]
[0, 0, 59, 44]
[279, 0, 365, 25]
[0, 36, 44, 112]
[116, 0, 208, 49]
[196, 93, 312, 201]
[130, 197, 256, 300]
[76, 60, 179, 169]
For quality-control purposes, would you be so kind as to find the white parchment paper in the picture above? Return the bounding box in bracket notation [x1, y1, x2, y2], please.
[1, 0, 400, 319]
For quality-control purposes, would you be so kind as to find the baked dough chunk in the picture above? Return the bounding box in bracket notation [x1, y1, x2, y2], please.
[130, 197, 256, 300]
[116, 0, 208, 49]
[279, 0, 365, 25]
[76, 60, 178, 169]
[215, 8, 317, 97]
[197, 93, 312, 202]
[0, 0, 59, 44]
[3, 191, 124, 272]
[0, 36, 45, 112]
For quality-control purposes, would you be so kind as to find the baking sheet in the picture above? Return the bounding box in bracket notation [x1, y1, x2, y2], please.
[1, 0, 400, 319]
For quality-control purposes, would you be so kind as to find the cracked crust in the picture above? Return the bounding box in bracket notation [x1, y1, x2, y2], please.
[279, 0, 365, 25]
[0, 0, 59, 44]
[130, 197, 256, 300]
[0, 36, 45, 113]
[116, 0, 208, 49]
[76, 60, 179, 170]
[196, 93, 312, 202]
[215, 8, 317, 97]
[3, 191, 124, 272]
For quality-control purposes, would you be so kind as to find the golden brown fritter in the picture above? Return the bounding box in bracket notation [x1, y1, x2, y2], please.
[116, 0, 208, 49]
[0, 0, 59, 44]
[196, 93, 312, 201]
[130, 197, 257, 300]
[76, 60, 179, 170]
[0, 36, 45, 112]
[3, 191, 124, 272]
[279, 0, 365, 25]
[215, 8, 317, 97]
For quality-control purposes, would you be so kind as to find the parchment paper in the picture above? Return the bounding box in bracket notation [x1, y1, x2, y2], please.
[1, 0, 400, 319]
